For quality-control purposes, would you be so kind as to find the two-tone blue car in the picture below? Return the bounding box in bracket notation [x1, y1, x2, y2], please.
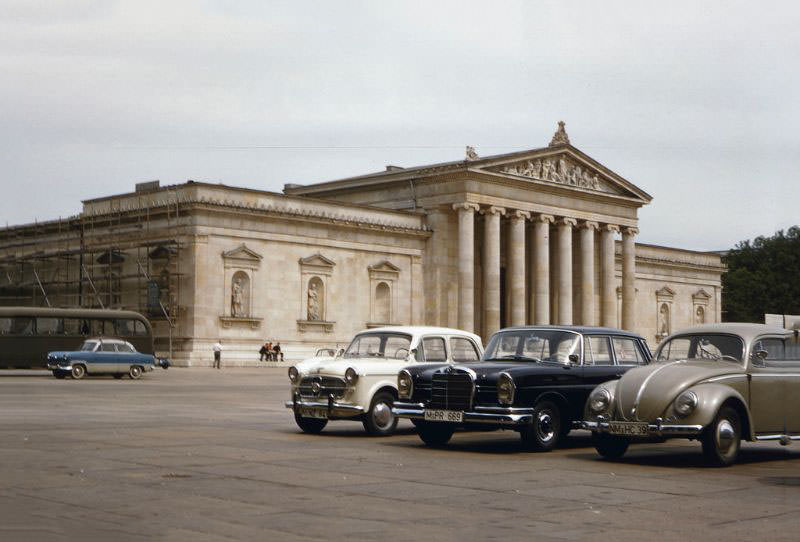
[47, 337, 167, 380]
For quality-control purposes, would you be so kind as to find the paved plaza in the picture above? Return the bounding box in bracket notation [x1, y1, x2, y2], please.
[1, 368, 799, 541]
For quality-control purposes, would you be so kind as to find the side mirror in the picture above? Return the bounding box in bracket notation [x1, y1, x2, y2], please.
[568, 354, 580, 364]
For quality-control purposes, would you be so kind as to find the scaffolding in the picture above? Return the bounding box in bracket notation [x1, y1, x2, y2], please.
[0, 187, 186, 358]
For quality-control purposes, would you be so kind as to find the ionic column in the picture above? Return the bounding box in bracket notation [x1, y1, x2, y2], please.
[600, 224, 620, 327]
[453, 203, 480, 333]
[622, 227, 638, 330]
[508, 210, 529, 327]
[557, 217, 577, 325]
[482, 206, 505, 338]
[579, 221, 599, 325]
[531, 214, 554, 324]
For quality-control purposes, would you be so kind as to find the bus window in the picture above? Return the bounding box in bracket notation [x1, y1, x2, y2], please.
[134, 320, 148, 336]
[90, 319, 106, 336]
[0, 317, 10, 334]
[36, 317, 63, 335]
[11, 318, 34, 335]
[115, 319, 136, 336]
[64, 318, 81, 335]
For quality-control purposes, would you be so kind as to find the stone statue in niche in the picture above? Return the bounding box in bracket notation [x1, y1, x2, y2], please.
[307, 282, 320, 321]
[695, 306, 705, 324]
[231, 278, 244, 317]
[658, 304, 670, 336]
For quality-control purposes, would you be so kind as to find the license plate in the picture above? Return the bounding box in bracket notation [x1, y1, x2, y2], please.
[608, 421, 649, 436]
[424, 409, 463, 423]
[298, 407, 328, 419]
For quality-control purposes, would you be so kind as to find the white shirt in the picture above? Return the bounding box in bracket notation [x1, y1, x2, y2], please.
[213, 342, 223, 352]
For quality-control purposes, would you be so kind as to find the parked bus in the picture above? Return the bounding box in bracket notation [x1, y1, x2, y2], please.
[0, 307, 154, 368]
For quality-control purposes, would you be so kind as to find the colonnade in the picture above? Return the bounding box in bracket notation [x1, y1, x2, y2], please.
[452, 203, 638, 337]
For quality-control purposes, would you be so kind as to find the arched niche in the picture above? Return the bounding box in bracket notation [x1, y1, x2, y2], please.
[658, 303, 671, 337]
[375, 282, 391, 323]
[306, 276, 325, 321]
[695, 305, 705, 324]
[231, 270, 251, 318]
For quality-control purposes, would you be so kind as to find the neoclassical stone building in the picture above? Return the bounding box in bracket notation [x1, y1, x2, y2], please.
[0, 123, 724, 365]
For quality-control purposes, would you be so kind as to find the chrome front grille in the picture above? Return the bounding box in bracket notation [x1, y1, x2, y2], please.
[429, 371, 474, 411]
[299, 376, 347, 399]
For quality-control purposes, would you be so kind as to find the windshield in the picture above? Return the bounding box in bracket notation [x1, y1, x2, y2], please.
[483, 330, 580, 363]
[656, 334, 744, 363]
[80, 341, 98, 352]
[344, 333, 412, 360]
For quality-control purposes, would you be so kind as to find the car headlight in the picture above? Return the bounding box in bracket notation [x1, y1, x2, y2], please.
[345, 367, 359, 385]
[397, 369, 413, 399]
[288, 366, 299, 383]
[589, 387, 612, 414]
[674, 390, 698, 417]
[497, 372, 515, 406]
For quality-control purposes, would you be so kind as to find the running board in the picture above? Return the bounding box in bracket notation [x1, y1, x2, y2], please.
[754, 434, 800, 445]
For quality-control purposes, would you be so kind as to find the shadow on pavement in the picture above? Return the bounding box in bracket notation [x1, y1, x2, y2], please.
[567, 445, 800, 468]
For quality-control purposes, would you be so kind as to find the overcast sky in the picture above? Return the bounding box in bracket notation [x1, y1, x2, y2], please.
[1, 1, 798, 250]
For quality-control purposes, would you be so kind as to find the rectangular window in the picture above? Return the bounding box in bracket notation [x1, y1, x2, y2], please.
[37, 317, 63, 335]
[612, 337, 645, 365]
[0, 317, 11, 334]
[587, 336, 613, 365]
[422, 337, 447, 362]
[115, 319, 136, 336]
[134, 320, 148, 336]
[100, 342, 116, 352]
[64, 318, 81, 335]
[451, 337, 479, 362]
[90, 320, 106, 336]
[11, 317, 34, 335]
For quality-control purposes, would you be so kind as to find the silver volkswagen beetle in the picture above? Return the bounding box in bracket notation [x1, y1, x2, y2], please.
[583, 323, 800, 466]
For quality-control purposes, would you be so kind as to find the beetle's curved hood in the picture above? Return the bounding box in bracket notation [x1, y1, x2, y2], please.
[615, 360, 743, 421]
[298, 357, 411, 378]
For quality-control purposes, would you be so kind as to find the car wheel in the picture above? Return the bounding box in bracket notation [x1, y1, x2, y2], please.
[416, 422, 455, 446]
[129, 365, 143, 380]
[362, 391, 398, 436]
[293, 411, 328, 434]
[113, 374, 124, 380]
[702, 406, 741, 467]
[70, 364, 86, 380]
[520, 400, 562, 452]
[53, 371, 66, 379]
[592, 432, 630, 459]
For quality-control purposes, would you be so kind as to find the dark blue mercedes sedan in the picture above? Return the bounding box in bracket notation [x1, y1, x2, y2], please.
[47, 337, 168, 380]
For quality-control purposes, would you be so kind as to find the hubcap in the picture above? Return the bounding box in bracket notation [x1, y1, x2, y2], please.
[716, 419, 735, 454]
[536, 411, 555, 442]
[373, 402, 393, 429]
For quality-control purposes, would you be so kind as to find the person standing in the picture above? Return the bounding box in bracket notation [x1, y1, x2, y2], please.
[273, 342, 283, 362]
[212, 340, 223, 369]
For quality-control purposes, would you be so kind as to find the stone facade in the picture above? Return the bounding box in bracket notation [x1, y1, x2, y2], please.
[0, 124, 725, 365]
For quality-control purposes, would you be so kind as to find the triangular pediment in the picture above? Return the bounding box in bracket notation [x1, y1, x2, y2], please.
[476, 146, 651, 202]
[222, 244, 262, 261]
[656, 286, 676, 298]
[368, 260, 400, 273]
[299, 253, 335, 267]
[693, 288, 712, 301]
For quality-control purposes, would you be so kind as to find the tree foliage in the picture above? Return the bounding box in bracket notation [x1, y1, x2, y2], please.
[722, 226, 800, 322]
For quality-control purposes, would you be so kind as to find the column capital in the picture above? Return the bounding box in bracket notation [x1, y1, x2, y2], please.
[532, 213, 555, 224]
[580, 220, 599, 231]
[557, 217, 577, 227]
[622, 226, 639, 236]
[510, 209, 531, 220]
[602, 223, 620, 233]
[481, 205, 506, 216]
[452, 202, 480, 213]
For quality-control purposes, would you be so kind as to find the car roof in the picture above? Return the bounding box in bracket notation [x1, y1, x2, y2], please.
[85, 337, 126, 344]
[497, 325, 645, 339]
[355, 326, 483, 343]
[663, 323, 795, 344]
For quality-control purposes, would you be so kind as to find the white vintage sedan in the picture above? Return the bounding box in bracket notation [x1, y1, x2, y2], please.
[285, 326, 484, 436]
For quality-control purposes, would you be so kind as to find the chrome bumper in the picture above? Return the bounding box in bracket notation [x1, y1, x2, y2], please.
[582, 419, 704, 437]
[392, 401, 534, 426]
[285, 394, 364, 418]
[47, 363, 70, 371]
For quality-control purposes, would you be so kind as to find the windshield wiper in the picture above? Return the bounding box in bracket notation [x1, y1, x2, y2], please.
[485, 355, 541, 362]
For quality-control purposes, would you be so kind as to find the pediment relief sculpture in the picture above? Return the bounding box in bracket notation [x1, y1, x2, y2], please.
[491, 155, 615, 194]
